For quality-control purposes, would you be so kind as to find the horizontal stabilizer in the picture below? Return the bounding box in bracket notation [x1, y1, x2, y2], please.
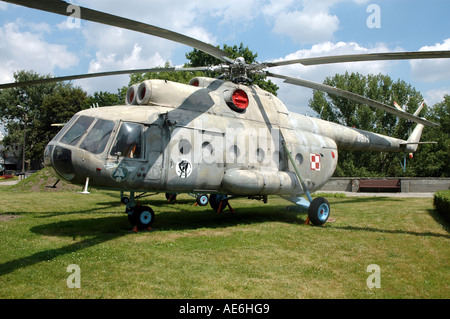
[400, 141, 437, 145]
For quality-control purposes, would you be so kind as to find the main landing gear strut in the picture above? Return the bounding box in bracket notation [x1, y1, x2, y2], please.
[282, 140, 331, 226]
[120, 191, 234, 231]
[209, 194, 235, 213]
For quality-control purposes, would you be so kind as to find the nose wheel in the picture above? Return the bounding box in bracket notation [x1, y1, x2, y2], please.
[196, 194, 209, 206]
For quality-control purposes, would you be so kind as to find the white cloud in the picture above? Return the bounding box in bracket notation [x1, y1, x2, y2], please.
[263, 0, 371, 45]
[212, 0, 259, 26]
[261, 0, 295, 17]
[410, 38, 450, 83]
[75, 44, 167, 94]
[424, 87, 450, 106]
[0, 21, 78, 83]
[0, 0, 235, 95]
[272, 11, 339, 44]
[66, 0, 226, 94]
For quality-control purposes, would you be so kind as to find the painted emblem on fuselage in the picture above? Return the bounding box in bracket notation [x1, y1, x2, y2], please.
[176, 159, 192, 178]
[112, 164, 129, 182]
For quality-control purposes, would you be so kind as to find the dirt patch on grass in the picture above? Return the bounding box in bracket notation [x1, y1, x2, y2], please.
[0, 214, 21, 222]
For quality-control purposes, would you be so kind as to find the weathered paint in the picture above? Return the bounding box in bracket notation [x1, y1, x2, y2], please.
[44, 77, 424, 197]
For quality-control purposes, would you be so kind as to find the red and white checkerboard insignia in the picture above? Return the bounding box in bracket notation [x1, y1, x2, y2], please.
[310, 154, 321, 171]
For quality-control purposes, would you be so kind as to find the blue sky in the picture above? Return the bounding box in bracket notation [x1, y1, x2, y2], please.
[1, 0, 449, 116]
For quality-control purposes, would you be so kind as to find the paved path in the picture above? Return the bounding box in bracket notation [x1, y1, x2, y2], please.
[0, 180, 20, 186]
[326, 191, 434, 198]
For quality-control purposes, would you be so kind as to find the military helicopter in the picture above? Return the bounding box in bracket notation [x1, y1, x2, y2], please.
[2, 0, 449, 230]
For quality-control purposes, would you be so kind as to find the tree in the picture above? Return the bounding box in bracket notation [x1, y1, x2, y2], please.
[86, 91, 123, 108]
[0, 70, 88, 170]
[408, 95, 450, 177]
[309, 72, 428, 177]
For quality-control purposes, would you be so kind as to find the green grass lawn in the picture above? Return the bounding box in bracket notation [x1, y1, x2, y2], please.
[0, 180, 448, 299]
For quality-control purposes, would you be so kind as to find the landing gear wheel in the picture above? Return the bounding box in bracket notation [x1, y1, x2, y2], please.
[209, 194, 228, 213]
[165, 193, 177, 202]
[308, 197, 330, 226]
[196, 194, 209, 206]
[128, 206, 155, 230]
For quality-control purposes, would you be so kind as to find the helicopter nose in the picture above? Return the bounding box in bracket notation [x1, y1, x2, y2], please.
[44, 144, 76, 181]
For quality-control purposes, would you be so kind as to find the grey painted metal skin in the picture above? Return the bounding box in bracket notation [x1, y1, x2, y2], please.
[44, 77, 423, 199]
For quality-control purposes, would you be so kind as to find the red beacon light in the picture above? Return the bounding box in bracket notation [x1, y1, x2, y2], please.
[224, 89, 249, 112]
[190, 79, 200, 87]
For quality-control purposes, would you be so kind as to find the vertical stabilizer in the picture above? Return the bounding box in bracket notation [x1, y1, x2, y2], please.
[402, 124, 425, 153]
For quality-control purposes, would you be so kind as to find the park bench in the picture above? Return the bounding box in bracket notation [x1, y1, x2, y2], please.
[358, 179, 401, 192]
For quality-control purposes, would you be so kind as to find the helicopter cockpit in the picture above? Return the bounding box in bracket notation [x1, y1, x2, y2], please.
[45, 114, 145, 184]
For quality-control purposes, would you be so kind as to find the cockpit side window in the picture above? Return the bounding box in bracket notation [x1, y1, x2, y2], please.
[110, 122, 143, 159]
[52, 115, 78, 142]
[60, 116, 94, 146]
[80, 119, 115, 154]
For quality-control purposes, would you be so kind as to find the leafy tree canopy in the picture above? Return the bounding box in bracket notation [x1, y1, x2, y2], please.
[410, 95, 450, 177]
[0, 70, 88, 168]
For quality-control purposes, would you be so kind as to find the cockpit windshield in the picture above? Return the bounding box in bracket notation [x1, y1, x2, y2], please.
[110, 122, 143, 158]
[60, 115, 94, 146]
[57, 117, 144, 158]
[80, 119, 115, 154]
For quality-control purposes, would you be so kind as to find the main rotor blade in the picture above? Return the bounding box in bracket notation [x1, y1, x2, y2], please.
[265, 50, 450, 67]
[267, 72, 438, 127]
[0, 67, 209, 89]
[2, 0, 229, 61]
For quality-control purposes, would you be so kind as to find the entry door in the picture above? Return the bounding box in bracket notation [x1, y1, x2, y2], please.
[145, 124, 165, 185]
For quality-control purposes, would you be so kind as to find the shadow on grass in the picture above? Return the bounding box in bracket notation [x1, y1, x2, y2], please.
[0, 204, 304, 277]
[31, 199, 123, 218]
[4, 194, 444, 277]
[154, 205, 306, 231]
[428, 209, 450, 233]
[333, 224, 450, 239]
[0, 216, 128, 277]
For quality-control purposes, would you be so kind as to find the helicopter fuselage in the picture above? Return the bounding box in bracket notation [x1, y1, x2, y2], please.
[44, 77, 418, 197]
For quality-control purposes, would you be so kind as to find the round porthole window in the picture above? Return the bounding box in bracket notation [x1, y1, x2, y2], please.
[178, 139, 192, 155]
[295, 153, 304, 166]
[202, 141, 214, 156]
